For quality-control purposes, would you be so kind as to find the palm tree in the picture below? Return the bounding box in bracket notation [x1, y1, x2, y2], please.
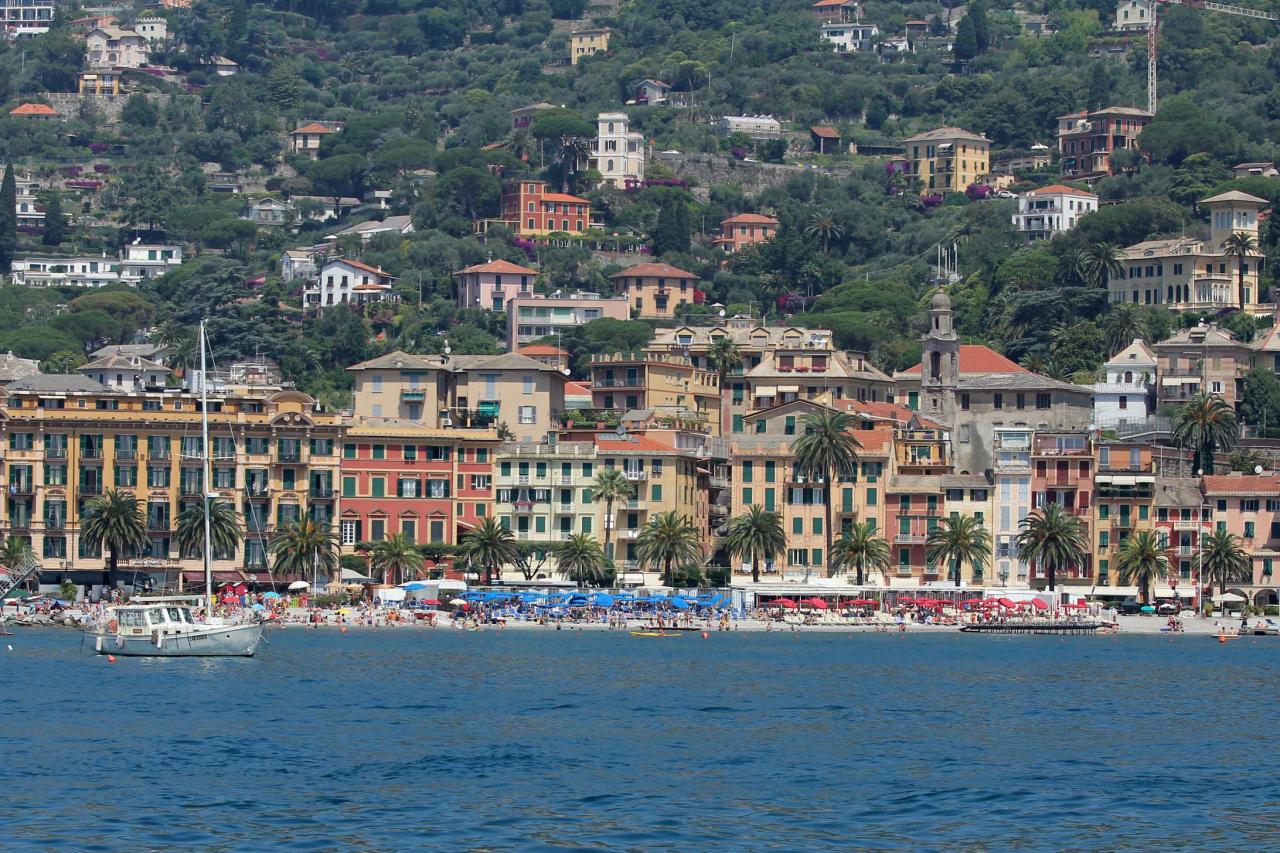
[1017, 502, 1089, 592]
[1172, 392, 1237, 475]
[459, 517, 517, 585]
[707, 335, 742, 436]
[1116, 529, 1170, 604]
[1056, 248, 1089, 288]
[724, 505, 785, 583]
[1200, 528, 1251, 607]
[367, 533, 423, 585]
[269, 519, 339, 588]
[556, 533, 608, 586]
[1222, 232, 1259, 311]
[1103, 304, 1144, 356]
[926, 515, 993, 588]
[830, 520, 890, 586]
[804, 210, 845, 255]
[176, 500, 242, 562]
[1085, 242, 1125, 290]
[555, 134, 592, 193]
[589, 468, 634, 564]
[636, 511, 701, 587]
[79, 488, 149, 586]
[792, 410, 860, 577]
[507, 127, 534, 163]
[0, 536, 32, 572]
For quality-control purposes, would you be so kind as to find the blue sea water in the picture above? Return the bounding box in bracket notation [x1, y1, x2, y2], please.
[2, 627, 1279, 851]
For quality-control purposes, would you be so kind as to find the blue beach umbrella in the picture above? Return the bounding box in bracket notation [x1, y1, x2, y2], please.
[592, 593, 615, 607]
[402, 582, 429, 591]
[669, 597, 690, 610]
[261, 591, 281, 599]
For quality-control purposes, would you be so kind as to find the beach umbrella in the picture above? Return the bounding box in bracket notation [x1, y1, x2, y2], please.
[420, 599, 441, 606]
[1030, 599, 1049, 610]
[1140, 604, 1156, 613]
[772, 598, 798, 609]
[261, 591, 281, 599]
[288, 580, 309, 591]
[250, 603, 266, 610]
[448, 598, 468, 606]
[806, 598, 829, 610]
[996, 597, 1017, 608]
[402, 582, 429, 591]
[669, 597, 690, 610]
[591, 593, 615, 607]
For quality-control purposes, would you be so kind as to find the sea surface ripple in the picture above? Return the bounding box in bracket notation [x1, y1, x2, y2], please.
[2, 628, 1278, 851]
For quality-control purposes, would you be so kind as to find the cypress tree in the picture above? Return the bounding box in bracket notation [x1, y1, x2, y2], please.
[41, 190, 64, 247]
[954, 15, 979, 61]
[0, 164, 16, 274]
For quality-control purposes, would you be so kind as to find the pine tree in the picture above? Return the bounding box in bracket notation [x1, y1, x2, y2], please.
[0, 164, 16, 275]
[41, 190, 64, 247]
[970, 0, 990, 52]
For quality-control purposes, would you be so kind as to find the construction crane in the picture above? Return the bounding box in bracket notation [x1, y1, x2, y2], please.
[1147, 0, 1279, 113]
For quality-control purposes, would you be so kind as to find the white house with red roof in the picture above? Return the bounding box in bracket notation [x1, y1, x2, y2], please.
[306, 258, 396, 307]
[453, 259, 539, 311]
[1012, 184, 1097, 240]
[290, 121, 342, 160]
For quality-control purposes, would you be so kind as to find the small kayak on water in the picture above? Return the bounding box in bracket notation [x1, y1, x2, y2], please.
[630, 630, 684, 637]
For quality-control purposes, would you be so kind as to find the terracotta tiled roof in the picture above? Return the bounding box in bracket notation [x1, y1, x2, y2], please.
[722, 213, 779, 225]
[898, 344, 1027, 376]
[518, 344, 568, 356]
[594, 433, 676, 453]
[902, 126, 990, 144]
[564, 381, 592, 395]
[1202, 475, 1280, 496]
[810, 126, 840, 138]
[610, 262, 698, 279]
[293, 122, 336, 135]
[540, 192, 590, 204]
[1026, 184, 1097, 197]
[9, 103, 57, 117]
[456, 260, 539, 276]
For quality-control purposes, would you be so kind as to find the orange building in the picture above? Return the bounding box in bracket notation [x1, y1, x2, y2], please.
[611, 262, 702, 319]
[714, 213, 779, 254]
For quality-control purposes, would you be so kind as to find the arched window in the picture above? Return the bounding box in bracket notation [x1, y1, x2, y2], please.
[1124, 371, 1132, 383]
[929, 351, 941, 381]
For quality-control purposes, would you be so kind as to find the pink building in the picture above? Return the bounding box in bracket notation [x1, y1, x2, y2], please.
[714, 213, 779, 254]
[1204, 474, 1280, 608]
[454, 260, 539, 312]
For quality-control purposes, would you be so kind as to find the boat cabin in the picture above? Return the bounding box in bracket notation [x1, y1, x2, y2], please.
[113, 605, 197, 635]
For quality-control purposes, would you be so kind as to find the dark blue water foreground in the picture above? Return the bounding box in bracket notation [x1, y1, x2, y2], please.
[3, 627, 1278, 851]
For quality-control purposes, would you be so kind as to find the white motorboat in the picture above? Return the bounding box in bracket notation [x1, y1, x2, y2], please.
[86, 599, 264, 656]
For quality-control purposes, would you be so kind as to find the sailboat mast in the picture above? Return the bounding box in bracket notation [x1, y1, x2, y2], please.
[199, 321, 215, 614]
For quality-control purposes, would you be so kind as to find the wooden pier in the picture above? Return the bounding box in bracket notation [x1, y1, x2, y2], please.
[960, 622, 1104, 636]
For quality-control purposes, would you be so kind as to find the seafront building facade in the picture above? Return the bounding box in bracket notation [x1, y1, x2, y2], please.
[20, 306, 1280, 605]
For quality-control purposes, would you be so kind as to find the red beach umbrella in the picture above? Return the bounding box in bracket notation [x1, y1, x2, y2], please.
[1031, 599, 1049, 610]
[806, 598, 829, 610]
[772, 598, 799, 609]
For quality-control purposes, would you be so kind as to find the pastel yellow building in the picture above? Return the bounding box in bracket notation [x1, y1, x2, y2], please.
[901, 127, 991, 193]
[569, 28, 610, 64]
[0, 375, 342, 591]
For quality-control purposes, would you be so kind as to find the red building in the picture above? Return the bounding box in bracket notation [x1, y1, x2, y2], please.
[338, 423, 497, 580]
[500, 179, 592, 236]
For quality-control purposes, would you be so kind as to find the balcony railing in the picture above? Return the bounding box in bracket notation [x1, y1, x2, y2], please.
[894, 533, 927, 544]
[1173, 520, 1206, 531]
[558, 503, 574, 513]
[618, 529, 640, 540]
[623, 470, 647, 481]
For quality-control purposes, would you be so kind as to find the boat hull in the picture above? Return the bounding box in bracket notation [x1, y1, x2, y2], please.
[87, 622, 264, 657]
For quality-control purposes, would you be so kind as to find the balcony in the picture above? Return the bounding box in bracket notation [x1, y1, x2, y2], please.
[10, 517, 32, 530]
[517, 531, 530, 540]
[401, 389, 427, 402]
[278, 451, 302, 465]
[79, 482, 103, 497]
[594, 378, 644, 388]
[513, 501, 533, 513]
[1177, 546, 1195, 556]
[557, 503, 574, 513]
[115, 448, 137, 460]
[559, 531, 574, 541]
[1111, 517, 1136, 529]
[45, 445, 67, 460]
[709, 475, 730, 490]
[517, 475, 531, 485]
[310, 486, 335, 499]
[623, 470, 647, 481]
[44, 516, 64, 530]
[894, 532, 927, 544]
[1173, 520, 1206, 531]
[618, 528, 640, 540]
[7, 483, 34, 496]
[556, 475, 575, 485]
